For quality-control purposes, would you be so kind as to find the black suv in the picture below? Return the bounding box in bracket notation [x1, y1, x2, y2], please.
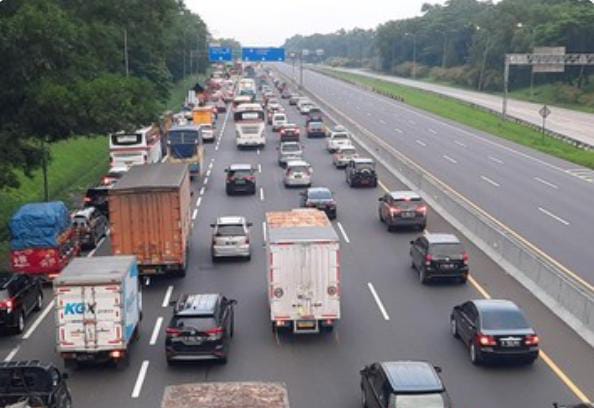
[83, 185, 110, 218]
[225, 164, 256, 195]
[165, 293, 237, 365]
[346, 158, 377, 187]
[300, 187, 337, 219]
[305, 107, 323, 124]
[306, 121, 326, 138]
[0, 361, 72, 408]
[0, 273, 43, 334]
[409, 233, 469, 284]
[378, 191, 426, 231]
[72, 207, 108, 250]
[360, 361, 451, 408]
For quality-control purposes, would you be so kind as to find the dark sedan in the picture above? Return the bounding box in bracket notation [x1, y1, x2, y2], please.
[300, 187, 337, 219]
[450, 299, 539, 365]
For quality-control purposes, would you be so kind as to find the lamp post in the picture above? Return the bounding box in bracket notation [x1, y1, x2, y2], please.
[405, 32, 417, 79]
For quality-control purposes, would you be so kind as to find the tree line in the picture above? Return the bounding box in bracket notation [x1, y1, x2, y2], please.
[284, 0, 594, 95]
[0, 0, 210, 191]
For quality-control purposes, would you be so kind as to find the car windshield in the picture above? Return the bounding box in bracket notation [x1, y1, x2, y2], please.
[171, 316, 216, 331]
[429, 243, 462, 257]
[394, 393, 445, 408]
[72, 216, 89, 228]
[216, 224, 245, 236]
[481, 308, 530, 330]
[309, 190, 332, 199]
[333, 133, 348, 139]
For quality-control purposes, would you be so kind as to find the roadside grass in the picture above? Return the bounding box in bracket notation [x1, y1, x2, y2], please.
[164, 73, 208, 112]
[508, 83, 594, 114]
[322, 69, 594, 170]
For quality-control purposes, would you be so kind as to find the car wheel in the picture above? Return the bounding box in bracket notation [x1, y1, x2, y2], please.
[470, 342, 482, 365]
[411, 257, 416, 270]
[176, 268, 186, 278]
[459, 275, 468, 284]
[245, 254, 251, 261]
[378, 209, 384, 222]
[450, 317, 459, 338]
[15, 311, 25, 334]
[361, 388, 368, 408]
[34, 292, 43, 311]
[219, 355, 228, 365]
[166, 358, 175, 366]
[419, 267, 429, 284]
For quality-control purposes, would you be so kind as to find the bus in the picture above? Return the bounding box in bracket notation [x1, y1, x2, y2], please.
[238, 78, 256, 99]
[232, 95, 253, 111]
[109, 126, 162, 168]
[167, 124, 204, 178]
[234, 103, 266, 148]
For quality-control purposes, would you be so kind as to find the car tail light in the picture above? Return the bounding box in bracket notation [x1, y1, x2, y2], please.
[463, 252, 469, 265]
[389, 207, 401, 216]
[0, 297, 15, 313]
[416, 205, 427, 214]
[165, 327, 182, 338]
[83, 197, 92, 204]
[245, 175, 256, 182]
[525, 334, 539, 346]
[424, 255, 432, 266]
[206, 327, 224, 338]
[477, 333, 497, 347]
[226, 176, 234, 183]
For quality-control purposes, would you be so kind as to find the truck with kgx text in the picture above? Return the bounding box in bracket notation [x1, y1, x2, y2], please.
[265, 209, 341, 334]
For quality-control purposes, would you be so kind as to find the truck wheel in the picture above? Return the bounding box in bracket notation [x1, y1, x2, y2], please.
[34, 291, 43, 311]
[177, 268, 186, 278]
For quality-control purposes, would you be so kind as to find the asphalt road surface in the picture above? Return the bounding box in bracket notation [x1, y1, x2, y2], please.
[0, 81, 592, 408]
[330, 66, 594, 147]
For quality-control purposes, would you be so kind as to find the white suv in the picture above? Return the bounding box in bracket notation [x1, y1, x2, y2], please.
[210, 216, 253, 261]
[271, 113, 288, 132]
[327, 131, 351, 153]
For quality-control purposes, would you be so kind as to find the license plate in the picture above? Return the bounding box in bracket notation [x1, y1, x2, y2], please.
[294, 174, 302, 178]
[296, 321, 315, 329]
[501, 339, 520, 347]
[441, 264, 455, 270]
[401, 212, 415, 218]
[184, 336, 203, 344]
[236, 180, 246, 184]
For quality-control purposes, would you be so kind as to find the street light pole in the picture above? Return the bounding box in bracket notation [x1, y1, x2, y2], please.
[412, 35, 417, 79]
[124, 28, 129, 77]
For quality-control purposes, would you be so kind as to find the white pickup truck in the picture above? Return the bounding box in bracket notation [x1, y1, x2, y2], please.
[54, 256, 142, 368]
[265, 209, 340, 334]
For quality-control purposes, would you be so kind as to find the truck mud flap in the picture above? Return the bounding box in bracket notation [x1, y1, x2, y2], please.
[293, 320, 319, 334]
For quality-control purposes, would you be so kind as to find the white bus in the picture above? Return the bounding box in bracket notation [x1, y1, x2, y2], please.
[237, 78, 256, 98]
[109, 126, 162, 168]
[234, 103, 266, 148]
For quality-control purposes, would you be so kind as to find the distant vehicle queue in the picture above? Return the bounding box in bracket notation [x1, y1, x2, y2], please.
[1, 62, 561, 408]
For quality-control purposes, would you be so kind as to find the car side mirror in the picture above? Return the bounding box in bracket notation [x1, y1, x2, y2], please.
[378, 197, 383, 202]
[224, 169, 229, 173]
[410, 240, 415, 245]
[247, 222, 253, 227]
[433, 366, 442, 373]
[210, 224, 215, 228]
[169, 299, 177, 307]
[360, 366, 369, 375]
[229, 299, 238, 306]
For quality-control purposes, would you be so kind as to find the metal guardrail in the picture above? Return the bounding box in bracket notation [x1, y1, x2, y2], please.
[276, 67, 594, 348]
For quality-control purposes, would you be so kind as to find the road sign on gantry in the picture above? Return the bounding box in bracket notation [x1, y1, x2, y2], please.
[208, 47, 232, 62]
[242, 47, 285, 62]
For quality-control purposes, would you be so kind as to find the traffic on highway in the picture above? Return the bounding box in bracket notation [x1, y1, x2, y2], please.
[0, 62, 593, 408]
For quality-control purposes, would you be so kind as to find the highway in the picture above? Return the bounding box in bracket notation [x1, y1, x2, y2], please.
[278, 63, 594, 292]
[328, 66, 594, 147]
[0, 80, 592, 408]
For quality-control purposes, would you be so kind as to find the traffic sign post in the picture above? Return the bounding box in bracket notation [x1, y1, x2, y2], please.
[208, 47, 232, 62]
[539, 105, 551, 137]
[241, 47, 285, 62]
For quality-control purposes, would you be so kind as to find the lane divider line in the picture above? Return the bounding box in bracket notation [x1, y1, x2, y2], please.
[538, 207, 570, 226]
[260, 187, 265, 201]
[131, 360, 149, 398]
[199, 186, 206, 196]
[454, 140, 466, 148]
[416, 140, 427, 147]
[262, 221, 267, 243]
[192, 209, 198, 221]
[367, 283, 390, 321]
[22, 299, 54, 340]
[149, 317, 163, 346]
[203, 176, 209, 185]
[4, 347, 19, 362]
[378, 180, 390, 193]
[379, 119, 386, 125]
[258, 164, 262, 173]
[480, 175, 500, 188]
[161, 286, 174, 308]
[443, 155, 458, 164]
[196, 197, 202, 208]
[534, 177, 559, 189]
[428, 128, 437, 134]
[488, 156, 504, 165]
[394, 128, 403, 134]
[337, 222, 350, 244]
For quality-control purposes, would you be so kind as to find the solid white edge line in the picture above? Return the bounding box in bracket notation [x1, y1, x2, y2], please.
[22, 299, 55, 340]
[262, 221, 267, 242]
[538, 207, 570, 226]
[534, 177, 559, 189]
[161, 286, 174, 308]
[337, 222, 350, 244]
[192, 209, 198, 220]
[149, 317, 163, 346]
[4, 347, 19, 362]
[199, 186, 206, 196]
[259, 187, 265, 201]
[480, 175, 500, 187]
[367, 282, 390, 320]
[196, 197, 202, 208]
[443, 155, 458, 164]
[131, 360, 150, 398]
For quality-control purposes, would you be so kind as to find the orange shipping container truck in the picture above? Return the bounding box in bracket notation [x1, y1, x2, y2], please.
[109, 163, 192, 277]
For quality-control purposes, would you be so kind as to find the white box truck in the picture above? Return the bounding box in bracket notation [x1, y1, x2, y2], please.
[265, 209, 340, 334]
[54, 256, 141, 368]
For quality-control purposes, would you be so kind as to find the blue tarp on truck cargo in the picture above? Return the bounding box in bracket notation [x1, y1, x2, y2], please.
[9, 201, 71, 250]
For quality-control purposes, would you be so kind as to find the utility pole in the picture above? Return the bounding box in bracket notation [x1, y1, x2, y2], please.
[41, 137, 49, 202]
[124, 28, 129, 77]
[299, 53, 304, 89]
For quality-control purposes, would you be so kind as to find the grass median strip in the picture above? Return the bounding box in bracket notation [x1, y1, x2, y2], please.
[321, 69, 594, 170]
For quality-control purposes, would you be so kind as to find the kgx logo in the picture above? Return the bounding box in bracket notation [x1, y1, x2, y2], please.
[64, 302, 96, 315]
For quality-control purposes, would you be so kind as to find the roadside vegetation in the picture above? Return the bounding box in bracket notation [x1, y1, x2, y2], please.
[323, 69, 594, 170]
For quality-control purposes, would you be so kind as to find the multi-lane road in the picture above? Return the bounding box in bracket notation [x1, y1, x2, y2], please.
[0, 76, 592, 408]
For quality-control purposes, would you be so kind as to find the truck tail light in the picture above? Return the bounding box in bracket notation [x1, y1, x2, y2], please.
[525, 335, 539, 346]
[477, 333, 497, 347]
[424, 255, 433, 266]
[463, 252, 469, 265]
[166, 328, 182, 338]
[0, 297, 15, 313]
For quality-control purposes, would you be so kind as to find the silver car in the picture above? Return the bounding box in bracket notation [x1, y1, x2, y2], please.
[333, 144, 358, 168]
[210, 216, 252, 261]
[277, 142, 303, 167]
[284, 160, 313, 188]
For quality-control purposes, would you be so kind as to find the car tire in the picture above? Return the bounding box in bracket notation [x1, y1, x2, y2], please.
[459, 275, 468, 284]
[470, 342, 482, 365]
[378, 209, 384, 222]
[361, 388, 368, 408]
[64, 359, 78, 371]
[177, 268, 186, 278]
[245, 254, 251, 261]
[419, 267, 429, 285]
[166, 358, 175, 366]
[450, 317, 460, 338]
[219, 355, 228, 365]
[34, 291, 43, 311]
[15, 311, 25, 334]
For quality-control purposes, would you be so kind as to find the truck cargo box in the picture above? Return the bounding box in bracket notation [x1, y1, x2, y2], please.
[266, 209, 340, 334]
[54, 256, 141, 365]
[9, 201, 71, 250]
[109, 163, 191, 276]
[161, 382, 290, 408]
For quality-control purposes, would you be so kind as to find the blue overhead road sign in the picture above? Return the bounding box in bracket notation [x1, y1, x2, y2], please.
[208, 47, 232, 62]
[242, 47, 285, 62]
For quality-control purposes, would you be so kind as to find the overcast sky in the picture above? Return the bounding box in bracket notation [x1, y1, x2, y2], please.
[186, 0, 446, 46]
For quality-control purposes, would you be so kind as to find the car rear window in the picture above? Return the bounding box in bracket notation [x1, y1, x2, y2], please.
[428, 243, 463, 257]
[171, 316, 217, 331]
[308, 122, 323, 129]
[309, 190, 332, 199]
[394, 393, 445, 408]
[282, 144, 300, 152]
[229, 169, 252, 177]
[340, 148, 356, 154]
[216, 225, 245, 236]
[481, 308, 530, 330]
[288, 165, 309, 173]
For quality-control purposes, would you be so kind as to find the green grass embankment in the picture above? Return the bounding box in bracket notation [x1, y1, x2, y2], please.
[165, 73, 208, 111]
[322, 69, 594, 170]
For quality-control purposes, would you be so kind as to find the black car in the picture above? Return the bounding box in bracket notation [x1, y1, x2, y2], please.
[346, 158, 377, 187]
[360, 361, 452, 408]
[0, 273, 43, 334]
[83, 185, 110, 218]
[0, 361, 72, 408]
[225, 164, 256, 195]
[409, 233, 469, 284]
[451, 299, 539, 365]
[72, 207, 108, 250]
[300, 187, 337, 219]
[306, 121, 326, 138]
[165, 293, 236, 364]
[378, 191, 426, 231]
